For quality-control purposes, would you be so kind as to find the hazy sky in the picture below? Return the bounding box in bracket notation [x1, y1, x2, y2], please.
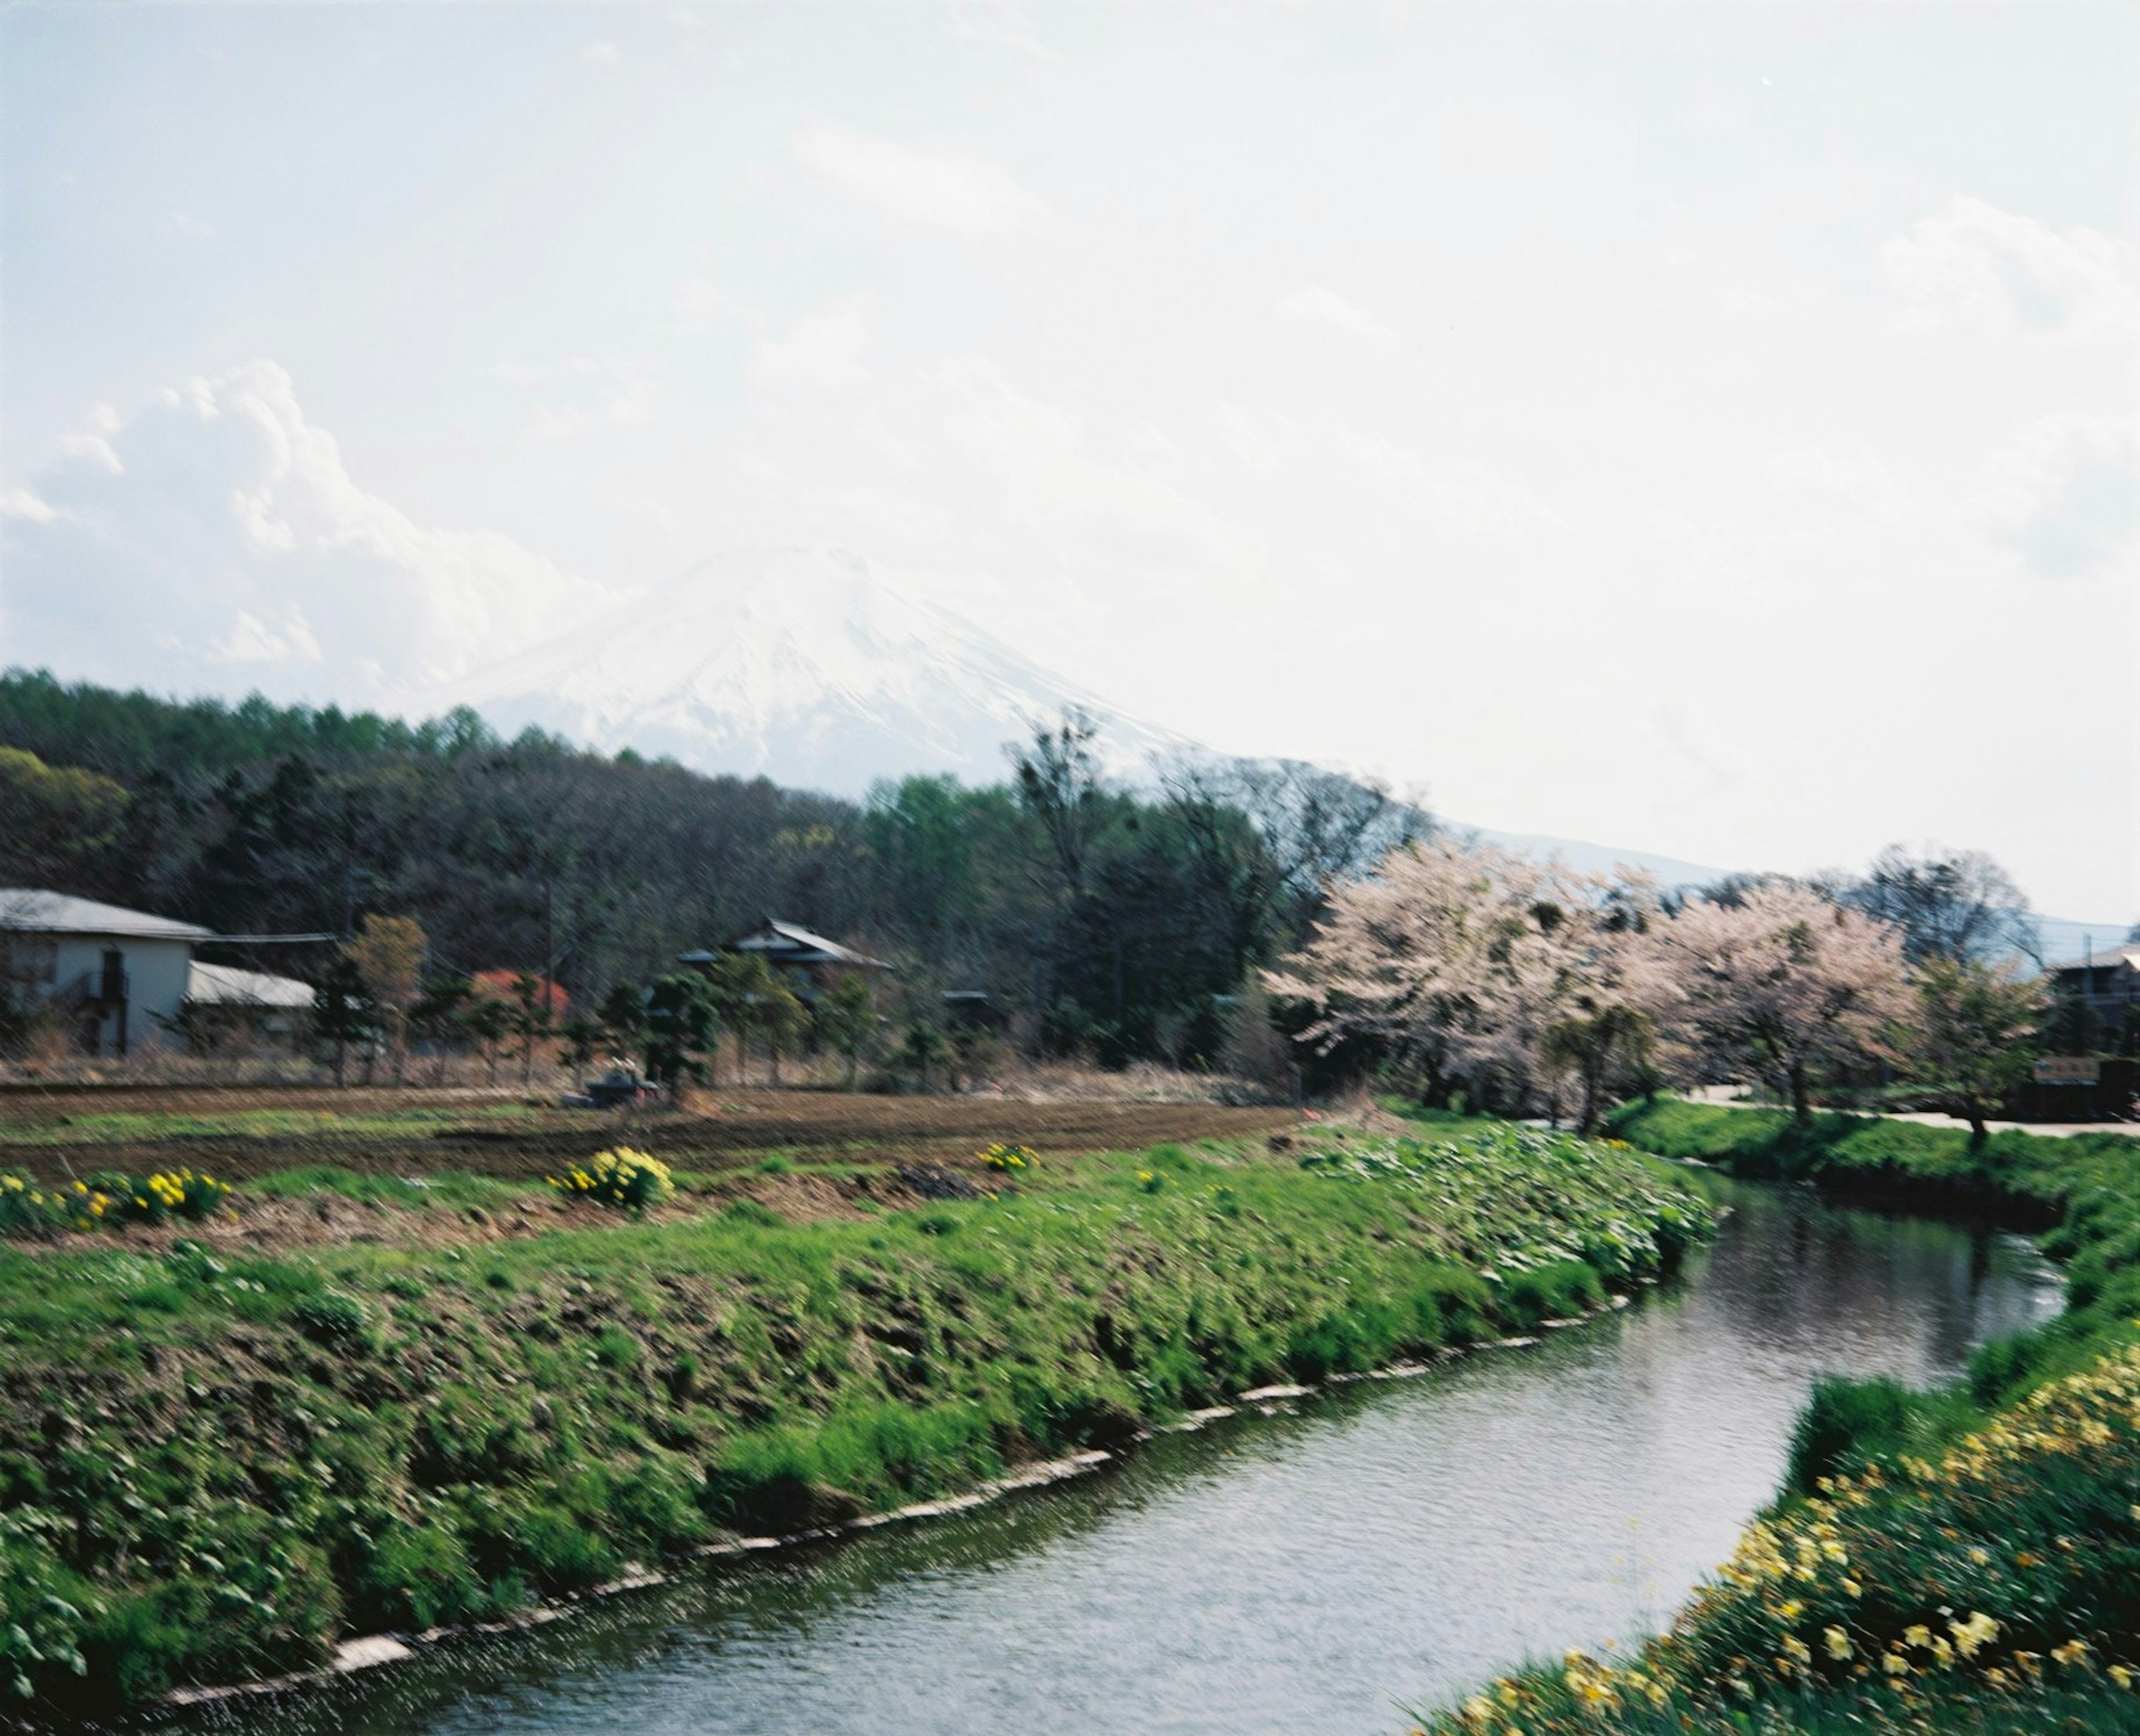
[2, 2, 2134, 917]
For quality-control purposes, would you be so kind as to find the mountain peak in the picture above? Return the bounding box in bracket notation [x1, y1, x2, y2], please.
[442, 547, 1190, 792]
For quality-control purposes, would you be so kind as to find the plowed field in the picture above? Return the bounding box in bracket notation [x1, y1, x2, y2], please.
[0, 1086, 1303, 1182]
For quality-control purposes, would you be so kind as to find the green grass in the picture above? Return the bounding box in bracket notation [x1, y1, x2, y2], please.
[0, 1123, 1705, 1711]
[0, 1102, 548, 1147]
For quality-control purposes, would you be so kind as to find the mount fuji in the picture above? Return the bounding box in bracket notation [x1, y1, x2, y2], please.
[405, 546, 2126, 949]
[441, 546, 1753, 889]
[442, 547, 1192, 793]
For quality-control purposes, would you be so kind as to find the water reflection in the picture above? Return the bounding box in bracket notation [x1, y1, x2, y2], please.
[156, 1182, 2060, 1736]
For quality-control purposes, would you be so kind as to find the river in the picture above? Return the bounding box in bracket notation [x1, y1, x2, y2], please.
[157, 1180, 2061, 1736]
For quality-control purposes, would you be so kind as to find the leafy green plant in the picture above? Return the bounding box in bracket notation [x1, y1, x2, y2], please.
[289, 1290, 371, 1346]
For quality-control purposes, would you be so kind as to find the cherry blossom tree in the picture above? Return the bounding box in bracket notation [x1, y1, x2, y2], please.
[1646, 884, 1910, 1122]
[1266, 839, 1670, 1121]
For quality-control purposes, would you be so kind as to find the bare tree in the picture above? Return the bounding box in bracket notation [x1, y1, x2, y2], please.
[1009, 709, 1107, 901]
[1838, 845, 2035, 966]
[1161, 752, 1427, 940]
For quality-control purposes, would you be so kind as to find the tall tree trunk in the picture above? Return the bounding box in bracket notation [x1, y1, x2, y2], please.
[1789, 1062, 1812, 1124]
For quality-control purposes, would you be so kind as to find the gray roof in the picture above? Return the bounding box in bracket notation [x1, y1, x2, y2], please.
[0, 889, 215, 942]
[187, 961, 316, 1009]
[2048, 946, 2140, 975]
[728, 918, 890, 969]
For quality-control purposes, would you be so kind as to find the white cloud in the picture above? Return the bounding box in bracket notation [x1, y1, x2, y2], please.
[1335, 426, 1427, 484]
[798, 123, 1056, 235]
[1981, 411, 2139, 581]
[166, 208, 216, 239]
[1417, 460, 1558, 542]
[671, 278, 751, 335]
[1768, 444, 1910, 522]
[1212, 405, 1552, 539]
[57, 432, 122, 474]
[1724, 286, 1786, 317]
[0, 361, 619, 704]
[946, 6, 1053, 59]
[1212, 401, 1307, 473]
[580, 40, 621, 65]
[754, 303, 872, 387]
[0, 489, 56, 524]
[491, 356, 650, 440]
[1277, 285, 1389, 338]
[1884, 196, 2139, 340]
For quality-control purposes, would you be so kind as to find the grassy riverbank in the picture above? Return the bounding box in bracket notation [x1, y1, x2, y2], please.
[1412, 1101, 2140, 1736]
[0, 1120, 1704, 1711]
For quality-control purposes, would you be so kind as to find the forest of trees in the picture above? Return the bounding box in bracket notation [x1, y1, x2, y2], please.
[0, 670, 1417, 1071]
[4, 669, 2122, 1114]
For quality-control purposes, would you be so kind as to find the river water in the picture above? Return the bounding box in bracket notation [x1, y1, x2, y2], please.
[163, 1181, 2061, 1736]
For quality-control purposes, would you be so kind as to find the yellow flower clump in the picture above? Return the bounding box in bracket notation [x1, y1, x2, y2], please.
[547, 1146, 673, 1213]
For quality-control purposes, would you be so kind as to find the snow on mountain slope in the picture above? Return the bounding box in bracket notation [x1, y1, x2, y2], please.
[442, 547, 1192, 792]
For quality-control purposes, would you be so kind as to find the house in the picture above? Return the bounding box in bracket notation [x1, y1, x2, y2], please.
[2046, 945, 2140, 1041]
[183, 961, 317, 1048]
[679, 918, 890, 1000]
[0, 889, 317, 1056]
[0, 889, 213, 1056]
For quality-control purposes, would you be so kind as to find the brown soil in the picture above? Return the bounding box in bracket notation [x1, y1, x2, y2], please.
[0, 1087, 1302, 1185]
[9, 1167, 940, 1259]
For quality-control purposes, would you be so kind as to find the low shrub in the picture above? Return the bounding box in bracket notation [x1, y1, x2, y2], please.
[0, 1169, 231, 1237]
[289, 1289, 371, 1347]
[1784, 1373, 1981, 1497]
[979, 1141, 1036, 1174]
[719, 1199, 784, 1228]
[547, 1147, 673, 1213]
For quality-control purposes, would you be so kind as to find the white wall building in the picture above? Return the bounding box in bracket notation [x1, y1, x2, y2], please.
[0, 889, 317, 1056]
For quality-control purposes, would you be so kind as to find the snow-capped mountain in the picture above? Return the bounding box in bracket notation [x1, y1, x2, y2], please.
[445, 547, 1738, 887]
[435, 546, 2123, 952]
[442, 547, 1193, 792]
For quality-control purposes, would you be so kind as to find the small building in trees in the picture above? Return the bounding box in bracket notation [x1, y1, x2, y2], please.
[182, 962, 317, 1049]
[680, 918, 891, 1001]
[2045, 945, 2140, 1044]
[0, 889, 327, 1058]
